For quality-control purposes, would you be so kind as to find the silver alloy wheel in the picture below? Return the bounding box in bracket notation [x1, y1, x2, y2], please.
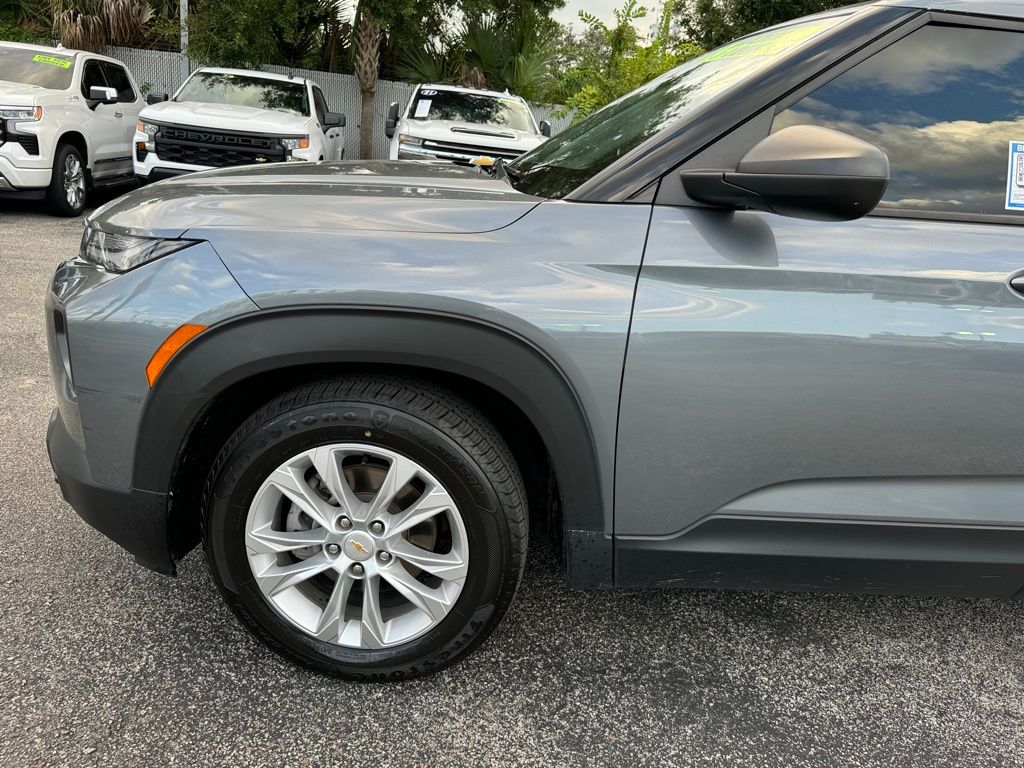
[63, 154, 85, 209]
[245, 444, 470, 649]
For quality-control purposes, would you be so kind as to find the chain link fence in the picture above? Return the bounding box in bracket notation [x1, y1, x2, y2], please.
[106, 46, 572, 160]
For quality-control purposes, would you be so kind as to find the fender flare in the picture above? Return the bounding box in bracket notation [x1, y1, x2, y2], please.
[134, 307, 611, 586]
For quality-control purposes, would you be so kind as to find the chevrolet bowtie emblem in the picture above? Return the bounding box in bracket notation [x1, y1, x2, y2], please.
[350, 541, 369, 554]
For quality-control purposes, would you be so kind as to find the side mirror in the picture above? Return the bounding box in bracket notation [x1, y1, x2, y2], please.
[538, 120, 551, 138]
[682, 125, 890, 222]
[89, 85, 118, 108]
[385, 101, 400, 139]
[324, 112, 345, 128]
[146, 92, 169, 105]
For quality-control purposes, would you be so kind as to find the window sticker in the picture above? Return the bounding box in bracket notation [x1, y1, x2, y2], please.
[420, 89, 438, 96]
[32, 54, 72, 69]
[414, 99, 432, 118]
[1006, 142, 1024, 211]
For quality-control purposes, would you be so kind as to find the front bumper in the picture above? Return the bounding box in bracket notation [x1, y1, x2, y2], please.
[0, 152, 50, 194]
[396, 141, 522, 165]
[47, 407, 174, 574]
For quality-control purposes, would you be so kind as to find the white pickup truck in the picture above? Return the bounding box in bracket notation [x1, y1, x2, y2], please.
[0, 42, 142, 215]
[385, 84, 550, 165]
[134, 67, 345, 183]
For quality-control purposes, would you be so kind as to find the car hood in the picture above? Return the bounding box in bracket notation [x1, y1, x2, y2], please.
[90, 160, 544, 238]
[0, 81, 56, 104]
[141, 100, 309, 134]
[402, 119, 546, 151]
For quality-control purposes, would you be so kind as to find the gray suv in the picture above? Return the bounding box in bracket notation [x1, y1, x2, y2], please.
[46, 0, 1024, 679]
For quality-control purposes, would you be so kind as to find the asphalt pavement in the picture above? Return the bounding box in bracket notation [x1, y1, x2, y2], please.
[2, 199, 1023, 767]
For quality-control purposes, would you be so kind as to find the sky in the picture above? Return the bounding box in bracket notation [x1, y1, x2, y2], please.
[553, 0, 660, 33]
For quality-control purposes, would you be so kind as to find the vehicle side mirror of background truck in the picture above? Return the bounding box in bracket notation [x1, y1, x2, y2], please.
[88, 86, 118, 108]
[385, 102, 400, 139]
[146, 92, 169, 105]
[681, 125, 890, 222]
[324, 112, 345, 128]
[539, 120, 552, 138]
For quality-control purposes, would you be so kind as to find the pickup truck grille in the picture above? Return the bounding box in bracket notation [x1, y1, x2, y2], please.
[155, 125, 288, 168]
[421, 138, 523, 163]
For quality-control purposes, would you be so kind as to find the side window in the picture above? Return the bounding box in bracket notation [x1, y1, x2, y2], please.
[101, 63, 136, 103]
[80, 60, 107, 99]
[312, 86, 327, 125]
[774, 24, 1024, 218]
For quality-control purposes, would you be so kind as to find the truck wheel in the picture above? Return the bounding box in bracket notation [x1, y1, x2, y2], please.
[46, 144, 88, 217]
[202, 376, 529, 679]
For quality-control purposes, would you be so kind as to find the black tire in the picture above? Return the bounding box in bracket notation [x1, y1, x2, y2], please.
[45, 143, 88, 217]
[202, 376, 529, 680]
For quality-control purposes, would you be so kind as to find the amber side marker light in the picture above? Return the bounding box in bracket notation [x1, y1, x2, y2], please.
[146, 323, 208, 387]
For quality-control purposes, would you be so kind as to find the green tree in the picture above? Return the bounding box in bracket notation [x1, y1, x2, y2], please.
[187, 0, 349, 70]
[678, 0, 849, 49]
[558, 0, 702, 121]
[398, 7, 556, 101]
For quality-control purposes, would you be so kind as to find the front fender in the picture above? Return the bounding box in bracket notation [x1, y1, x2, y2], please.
[135, 307, 611, 586]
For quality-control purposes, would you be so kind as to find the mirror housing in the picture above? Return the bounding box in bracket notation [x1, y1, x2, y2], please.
[88, 85, 118, 108]
[539, 120, 551, 138]
[385, 101, 400, 139]
[145, 91, 169, 105]
[324, 112, 345, 128]
[682, 125, 890, 222]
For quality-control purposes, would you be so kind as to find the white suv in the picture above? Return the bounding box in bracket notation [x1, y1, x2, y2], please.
[0, 42, 142, 215]
[135, 67, 345, 182]
[385, 84, 550, 165]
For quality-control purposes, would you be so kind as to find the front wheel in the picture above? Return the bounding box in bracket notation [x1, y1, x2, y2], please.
[202, 376, 529, 679]
[46, 144, 87, 217]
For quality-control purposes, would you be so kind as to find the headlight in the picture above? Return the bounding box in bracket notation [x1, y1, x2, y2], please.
[398, 134, 423, 146]
[80, 225, 198, 273]
[281, 136, 310, 151]
[0, 105, 42, 121]
[136, 121, 160, 136]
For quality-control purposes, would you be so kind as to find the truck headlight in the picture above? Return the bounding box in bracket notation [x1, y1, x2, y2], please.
[281, 136, 310, 151]
[0, 105, 42, 121]
[136, 121, 160, 137]
[80, 224, 198, 273]
[398, 134, 422, 146]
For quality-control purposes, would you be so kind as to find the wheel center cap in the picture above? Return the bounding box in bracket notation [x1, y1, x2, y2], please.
[343, 532, 375, 562]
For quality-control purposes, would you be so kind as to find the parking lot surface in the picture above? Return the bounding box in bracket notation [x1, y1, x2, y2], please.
[2, 202, 1024, 768]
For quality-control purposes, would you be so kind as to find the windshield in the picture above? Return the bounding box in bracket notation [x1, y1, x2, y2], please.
[0, 48, 75, 90]
[408, 89, 534, 133]
[175, 71, 309, 116]
[509, 17, 844, 198]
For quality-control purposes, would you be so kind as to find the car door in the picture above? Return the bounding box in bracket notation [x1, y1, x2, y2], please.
[78, 59, 125, 179]
[99, 61, 142, 176]
[312, 85, 341, 160]
[615, 16, 1024, 596]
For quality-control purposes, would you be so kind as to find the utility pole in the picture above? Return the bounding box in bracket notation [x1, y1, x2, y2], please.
[179, 0, 189, 85]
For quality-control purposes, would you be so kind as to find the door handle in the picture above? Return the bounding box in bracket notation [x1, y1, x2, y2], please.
[1011, 275, 1024, 294]
[114, 111, 123, 118]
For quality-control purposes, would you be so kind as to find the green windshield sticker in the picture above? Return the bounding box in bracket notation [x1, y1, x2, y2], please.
[32, 54, 72, 69]
[703, 22, 832, 62]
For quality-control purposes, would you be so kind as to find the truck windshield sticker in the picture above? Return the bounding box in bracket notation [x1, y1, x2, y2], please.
[414, 99, 432, 118]
[1006, 142, 1024, 211]
[32, 54, 72, 69]
[420, 89, 438, 96]
[703, 21, 831, 62]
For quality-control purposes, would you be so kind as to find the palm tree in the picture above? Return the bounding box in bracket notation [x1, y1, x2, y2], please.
[399, 8, 554, 100]
[354, 9, 382, 160]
